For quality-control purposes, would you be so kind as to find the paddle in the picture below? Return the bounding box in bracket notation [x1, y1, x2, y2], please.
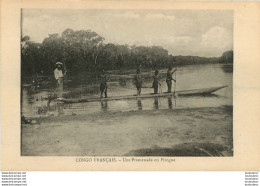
[174, 68, 177, 94]
[159, 84, 162, 94]
[174, 69, 177, 106]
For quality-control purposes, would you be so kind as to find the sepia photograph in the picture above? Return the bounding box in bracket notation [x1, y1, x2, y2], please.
[21, 9, 233, 157]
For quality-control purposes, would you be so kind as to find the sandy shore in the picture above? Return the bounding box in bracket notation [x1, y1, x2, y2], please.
[21, 106, 233, 156]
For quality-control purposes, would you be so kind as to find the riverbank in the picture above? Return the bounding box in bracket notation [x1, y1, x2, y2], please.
[22, 105, 233, 156]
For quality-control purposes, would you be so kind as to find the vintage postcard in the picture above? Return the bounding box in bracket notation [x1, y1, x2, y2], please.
[1, 0, 260, 171]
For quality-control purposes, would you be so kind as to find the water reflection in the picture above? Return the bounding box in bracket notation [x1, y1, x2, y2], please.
[57, 103, 64, 116]
[221, 64, 233, 73]
[153, 97, 159, 110]
[101, 100, 108, 111]
[178, 93, 221, 98]
[168, 97, 173, 109]
[21, 64, 233, 117]
[137, 99, 143, 110]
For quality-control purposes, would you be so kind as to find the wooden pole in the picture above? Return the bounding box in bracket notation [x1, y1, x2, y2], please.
[174, 69, 177, 93]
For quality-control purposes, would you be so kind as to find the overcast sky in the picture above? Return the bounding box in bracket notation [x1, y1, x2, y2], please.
[22, 9, 233, 57]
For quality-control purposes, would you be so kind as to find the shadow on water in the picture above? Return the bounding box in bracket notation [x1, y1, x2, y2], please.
[178, 93, 223, 98]
[153, 96, 177, 110]
[101, 100, 108, 112]
[125, 142, 232, 157]
[168, 97, 173, 109]
[137, 99, 143, 110]
[221, 64, 233, 73]
[34, 92, 225, 117]
[57, 103, 64, 116]
[153, 97, 159, 110]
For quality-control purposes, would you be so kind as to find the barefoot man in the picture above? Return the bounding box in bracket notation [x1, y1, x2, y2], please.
[166, 66, 177, 93]
[100, 69, 109, 98]
[153, 70, 161, 94]
[134, 68, 142, 95]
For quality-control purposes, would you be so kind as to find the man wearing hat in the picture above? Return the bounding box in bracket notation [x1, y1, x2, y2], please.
[54, 62, 64, 98]
[166, 66, 177, 93]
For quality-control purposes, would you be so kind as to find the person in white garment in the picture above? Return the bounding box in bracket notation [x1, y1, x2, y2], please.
[54, 62, 64, 98]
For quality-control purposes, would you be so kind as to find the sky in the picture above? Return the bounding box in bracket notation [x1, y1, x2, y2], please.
[22, 9, 233, 57]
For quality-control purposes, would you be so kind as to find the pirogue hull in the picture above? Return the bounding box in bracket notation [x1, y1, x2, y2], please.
[57, 86, 227, 103]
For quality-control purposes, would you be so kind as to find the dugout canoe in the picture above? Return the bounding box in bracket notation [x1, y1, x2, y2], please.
[56, 86, 227, 103]
[176, 85, 227, 96]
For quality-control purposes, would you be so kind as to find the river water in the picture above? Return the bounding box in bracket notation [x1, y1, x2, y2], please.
[21, 64, 233, 118]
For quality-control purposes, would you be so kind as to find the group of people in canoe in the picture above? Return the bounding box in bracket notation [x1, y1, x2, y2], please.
[132, 66, 177, 96]
[53, 62, 177, 98]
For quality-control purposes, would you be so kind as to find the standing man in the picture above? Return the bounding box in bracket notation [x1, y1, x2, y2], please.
[54, 62, 64, 98]
[166, 66, 177, 93]
[152, 70, 161, 94]
[31, 73, 39, 91]
[134, 68, 142, 96]
[100, 69, 109, 98]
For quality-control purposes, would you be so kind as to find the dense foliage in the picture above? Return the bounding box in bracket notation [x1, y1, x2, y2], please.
[21, 29, 233, 77]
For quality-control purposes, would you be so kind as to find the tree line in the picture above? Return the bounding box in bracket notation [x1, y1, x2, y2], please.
[21, 28, 233, 77]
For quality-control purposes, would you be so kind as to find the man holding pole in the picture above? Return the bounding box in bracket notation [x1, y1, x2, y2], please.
[100, 69, 109, 98]
[166, 66, 177, 93]
[134, 67, 142, 96]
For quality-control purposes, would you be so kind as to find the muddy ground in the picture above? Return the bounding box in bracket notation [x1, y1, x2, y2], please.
[21, 106, 233, 156]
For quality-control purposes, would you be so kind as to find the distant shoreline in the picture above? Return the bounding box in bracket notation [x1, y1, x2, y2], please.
[21, 62, 233, 79]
